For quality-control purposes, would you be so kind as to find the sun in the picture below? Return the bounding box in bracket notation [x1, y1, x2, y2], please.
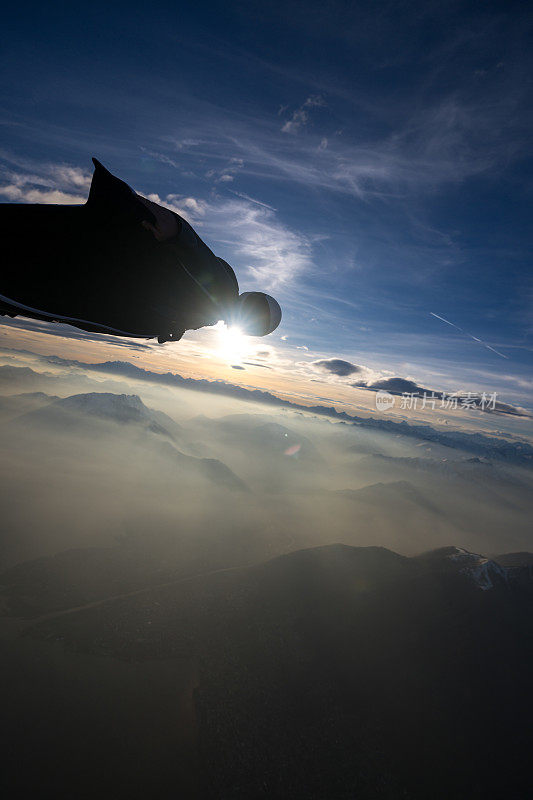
[216, 323, 250, 363]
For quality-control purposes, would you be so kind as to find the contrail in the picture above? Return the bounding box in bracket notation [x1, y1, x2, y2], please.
[484, 344, 509, 359]
[430, 312, 509, 359]
[229, 189, 277, 211]
[430, 312, 465, 332]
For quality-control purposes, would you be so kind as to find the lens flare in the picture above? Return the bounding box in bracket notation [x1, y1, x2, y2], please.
[284, 443, 301, 457]
[217, 324, 250, 363]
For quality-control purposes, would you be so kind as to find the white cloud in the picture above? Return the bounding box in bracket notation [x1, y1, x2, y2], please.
[205, 157, 244, 184]
[0, 158, 91, 205]
[143, 192, 208, 223]
[141, 192, 310, 288]
[141, 191, 312, 289]
[200, 197, 312, 288]
[0, 184, 86, 204]
[281, 95, 326, 134]
[47, 165, 91, 190]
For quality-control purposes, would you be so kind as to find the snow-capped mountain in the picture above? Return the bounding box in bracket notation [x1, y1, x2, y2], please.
[58, 392, 149, 423]
[364, 453, 528, 488]
[18, 391, 183, 441]
[349, 417, 533, 467]
[416, 545, 516, 590]
[446, 546, 508, 590]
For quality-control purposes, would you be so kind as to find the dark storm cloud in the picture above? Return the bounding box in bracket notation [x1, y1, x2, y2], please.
[312, 359, 362, 377]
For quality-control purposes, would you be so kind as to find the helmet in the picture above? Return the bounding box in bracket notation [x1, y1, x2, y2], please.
[234, 292, 282, 336]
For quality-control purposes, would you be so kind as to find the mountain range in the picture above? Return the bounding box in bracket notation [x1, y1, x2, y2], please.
[2, 363, 532, 466]
[7, 390, 247, 493]
[6, 542, 531, 799]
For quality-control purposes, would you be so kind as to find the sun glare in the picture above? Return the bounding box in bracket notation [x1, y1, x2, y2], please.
[217, 324, 250, 363]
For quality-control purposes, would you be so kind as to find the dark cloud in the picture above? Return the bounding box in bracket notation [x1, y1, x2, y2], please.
[354, 376, 531, 418]
[363, 377, 431, 395]
[312, 359, 362, 377]
[484, 400, 531, 417]
[231, 365, 245, 370]
[243, 362, 272, 369]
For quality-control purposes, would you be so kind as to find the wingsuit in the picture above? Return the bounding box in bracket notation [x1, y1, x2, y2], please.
[0, 158, 282, 343]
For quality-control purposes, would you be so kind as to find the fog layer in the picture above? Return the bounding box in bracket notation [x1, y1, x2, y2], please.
[1, 359, 531, 572]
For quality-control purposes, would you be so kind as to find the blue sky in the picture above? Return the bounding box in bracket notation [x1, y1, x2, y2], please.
[1, 0, 532, 408]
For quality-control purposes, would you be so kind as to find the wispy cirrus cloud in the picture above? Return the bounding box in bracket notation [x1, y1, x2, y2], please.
[152, 83, 529, 202]
[210, 198, 312, 287]
[142, 189, 313, 289]
[281, 95, 326, 134]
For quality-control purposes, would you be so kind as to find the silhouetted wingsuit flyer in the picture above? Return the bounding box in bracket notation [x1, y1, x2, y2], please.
[0, 158, 282, 343]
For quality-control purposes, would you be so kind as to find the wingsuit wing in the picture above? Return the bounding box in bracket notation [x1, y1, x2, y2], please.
[0, 158, 239, 340]
[87, 158, 156, 227]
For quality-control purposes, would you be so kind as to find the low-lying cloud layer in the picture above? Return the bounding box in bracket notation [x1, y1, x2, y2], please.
[0, 350, 531, 575]
[2, 355, 532, 462]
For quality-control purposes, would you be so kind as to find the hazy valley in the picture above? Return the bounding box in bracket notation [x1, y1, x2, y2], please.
[1, 359, 532, 798]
